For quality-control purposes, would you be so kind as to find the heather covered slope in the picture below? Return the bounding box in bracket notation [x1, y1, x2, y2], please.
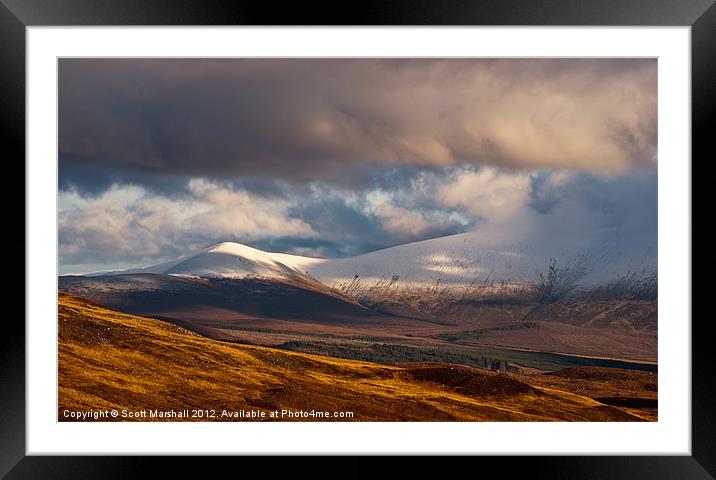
[58, 293, 651, 421]
[59, 273, 657, 363]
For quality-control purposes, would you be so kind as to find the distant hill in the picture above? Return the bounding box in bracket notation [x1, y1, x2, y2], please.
[58, 272, 385, 339]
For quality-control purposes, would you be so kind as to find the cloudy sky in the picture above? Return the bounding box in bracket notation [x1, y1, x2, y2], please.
[58, 58, 657, 275]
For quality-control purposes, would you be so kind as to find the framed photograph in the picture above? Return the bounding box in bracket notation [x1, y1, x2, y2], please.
[5, 0, 712, 476]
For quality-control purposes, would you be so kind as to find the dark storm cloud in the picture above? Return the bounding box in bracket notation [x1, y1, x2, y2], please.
[525, 170, 657, 250]
[289, 197, 383, 242]
[59, 58, 657, 194]
[59, 155, 193, 197]
[529, 172, 563, 214]
[574, 171, 658, 243]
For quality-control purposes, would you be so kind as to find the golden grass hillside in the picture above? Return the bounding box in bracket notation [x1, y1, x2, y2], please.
[58, 292, 647, 421]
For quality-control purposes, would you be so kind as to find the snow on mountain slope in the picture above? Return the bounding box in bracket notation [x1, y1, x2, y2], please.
[97, 233, 657, 289]
[105, 242, 321, 280]
[306, 232, 656, 288]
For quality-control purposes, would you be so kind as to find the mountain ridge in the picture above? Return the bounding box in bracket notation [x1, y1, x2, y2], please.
[89, 233, 657, 290]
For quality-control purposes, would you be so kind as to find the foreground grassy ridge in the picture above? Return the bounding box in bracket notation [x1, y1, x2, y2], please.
[58, 293, 645, 421]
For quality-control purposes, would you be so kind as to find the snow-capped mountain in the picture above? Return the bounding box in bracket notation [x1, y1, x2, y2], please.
[98, 242, 322, 279]
[95, 232, 657, 289]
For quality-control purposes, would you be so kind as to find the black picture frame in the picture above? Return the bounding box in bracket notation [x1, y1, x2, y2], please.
[3, 0, 712, 477]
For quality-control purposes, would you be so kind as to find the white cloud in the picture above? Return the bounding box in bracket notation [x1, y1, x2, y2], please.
[435, 167, 531, 224]
[187, 179, 314, 238]
[372, 202, 432, 237]
[59, 180, 315, 266]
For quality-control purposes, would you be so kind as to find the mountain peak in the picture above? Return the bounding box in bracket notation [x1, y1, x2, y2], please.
[205, 241, 267, 257]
